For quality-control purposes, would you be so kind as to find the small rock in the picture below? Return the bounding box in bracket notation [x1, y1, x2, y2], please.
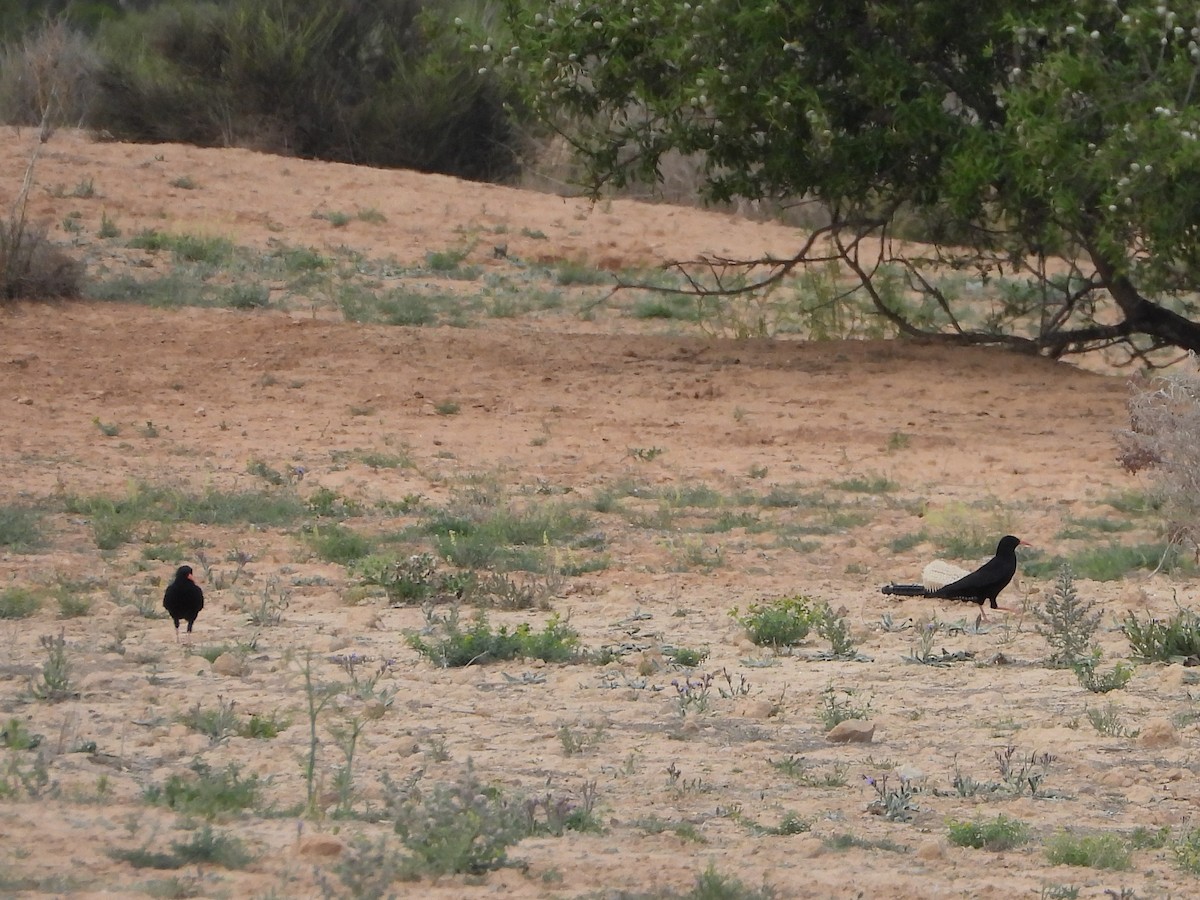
[362, 699, 388, 720]
[915, 839, 945, 861]
[734, 699, 776, 720]
[211, 652, 248, 677]
[297, 835, 345, 858]
[16, 397, 32, 405]
[826, 720, 875, 743]
[1139, 718, 1181, 749]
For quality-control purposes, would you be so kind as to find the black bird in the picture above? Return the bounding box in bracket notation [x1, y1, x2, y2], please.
[163, 565, 204, 643]
[882, 535, 1025, 618]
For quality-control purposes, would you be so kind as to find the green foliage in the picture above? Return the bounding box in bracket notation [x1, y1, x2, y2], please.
[91, 0, 521, 180]
[730, 595, 815, 648]
[1043, 831, 1132, 870]
[946, 815, 1030, 851]
[390, 765, 527, 876]
[303, 523, 373, 564]
[33, 630, 73, 701]
[407, 609, 582, 667]
[1123, 607, 1200, 662]
[144, 762, 261, 818]
[0, 505, 42, 550]
[0, 586, 40, 619]
[1034, 566, 1100, 668]
[814, 602, 856, 658]
[817, 685, 871, 730]
[487, 1, 1200, 357]
[1171, 827, 1200, 874]
[1073, 657, 1134, 694]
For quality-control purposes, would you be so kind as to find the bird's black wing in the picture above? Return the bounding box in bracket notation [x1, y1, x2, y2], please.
[930, 554, 1015, 603]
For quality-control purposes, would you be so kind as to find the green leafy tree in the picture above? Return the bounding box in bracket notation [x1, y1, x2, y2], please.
[482, 0, 1200, 359]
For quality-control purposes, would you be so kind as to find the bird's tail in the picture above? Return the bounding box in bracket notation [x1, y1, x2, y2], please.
[880, 583, 931, 597]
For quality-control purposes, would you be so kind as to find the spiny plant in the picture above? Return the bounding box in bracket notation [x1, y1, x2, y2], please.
[387, 764, 528, 876]
[33, 630, 73, 701]
[1034, 566, 1100, 668]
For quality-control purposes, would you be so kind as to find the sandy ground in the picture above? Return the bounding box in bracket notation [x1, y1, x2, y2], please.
[0, 128, 1197, 899]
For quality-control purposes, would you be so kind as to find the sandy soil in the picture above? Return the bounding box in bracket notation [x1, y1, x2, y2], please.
[0, 128, 1196, 899]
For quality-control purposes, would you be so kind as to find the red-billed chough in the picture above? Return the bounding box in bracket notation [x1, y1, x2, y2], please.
[882, 535, 1025, 618]
[163, 565, 204, 643]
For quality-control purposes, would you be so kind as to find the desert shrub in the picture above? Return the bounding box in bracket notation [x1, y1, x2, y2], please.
[1034, 566, 1100, 668]
[946, 814, 1030, 851]
[0, 215, 83, 302]
[1117, 358, 1200, 552]
[0, 505, 42, 549]
[89, 0, 523, 180]
[0, 18, 100, 126]
[730, 595, 815, 648]
[1044, 831, 1131, 870]
[389, 765, 528, 876]
[144, 761, 261, 818]
[1123, 607, 1200, 662]
[0, 587, 40, 619]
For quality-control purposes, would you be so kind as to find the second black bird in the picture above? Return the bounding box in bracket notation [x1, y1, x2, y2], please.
[882, 535, 1025, 616]
[163, 565, 204, 643]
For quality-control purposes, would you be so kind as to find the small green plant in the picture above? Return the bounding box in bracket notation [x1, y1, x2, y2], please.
[407, 609, 582, 667]
[0, 505, 42, 549]
[865, 773, 918, 822]
[1044, 831, 1132, 870]
[92, 416, 120, 436]
[179, 696, 240, 744]
[667, 646, 708, 667]
[98, 211, 120, 239]
[56, 592, 91, 618]
[1123, 606, 1200, 661]
[0, 586, 41, 619]
[771, 756, 849, 788]
[1034, 566, 1100, 668]
[731, 595, 815, 648]
[627, 446, 665, 461]
[815, 602, 856, 657]
[1171, 827, 1200, 874]
[355, 553, 449, 605]
[1085, 702, 1139, 738]
[946, 814, 1030, 851]
[434, 400, 461, 415]
[33, 630, 73, 701]
[672, 671, 714, 718]
[557, 722, 606, 756]
[831, 473, 898, 493]
[304, 523, 372, 564]
[0, 718, 42, 750]
[817, 684, 871, 729]
[170, 825, 253, 869]
[144, 761, 261, 818]
[389, 764, 528, 875]
[1073, 655, 1134, 693]
[240, 577, 290, 626]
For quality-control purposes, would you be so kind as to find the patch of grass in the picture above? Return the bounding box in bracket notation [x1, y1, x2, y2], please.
[304, 523, 373, 564]
[630, 295, 699, 321]
[435, 400, 461, 415]
[636, 816, 705, 842]
[730, 595, 815, 648]
[1043, 831, 1132, 870]
[356, 449, 413, 469]
[170, 825, 253, 869]
[1123, 606, 1200, 661]
[552, 259, 610, 285]
[831, 473, 898, 493]
[63, 483, 309, 548]
[144, 761, 261, 818]
[946, 814, 1030, 851]
[823, 833, 908, 853]
[56, 592, 92, 619]
[1074, 657, 1134, 693]
[667, 646, 709, 667]
[127, 229, 234, 265]
[423, 500, 592, 572]
[0, 505, 42, 550]
[924, 502, 1014, 558]
[178, 697, 240, 744]
[0, 586, 40, 619]
[407, 609, 582, 667]
[1025, 542, 1189, 580]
